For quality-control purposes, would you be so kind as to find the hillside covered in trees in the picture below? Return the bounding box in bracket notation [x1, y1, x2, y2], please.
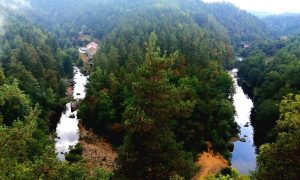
[1, 0, 300, 179]
[263, 13, 300, 36]
[26, 0, 271, 51]
[205, 3, 272, 48]
[0, 7, 111, 179]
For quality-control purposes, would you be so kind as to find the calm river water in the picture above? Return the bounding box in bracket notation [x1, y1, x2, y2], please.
[55, 67, 88, 160]
[54, 66, 256, 170]
[230, 68, 256, 174]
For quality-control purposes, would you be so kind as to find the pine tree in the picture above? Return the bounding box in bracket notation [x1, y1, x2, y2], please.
[108, 46, 120, 72]
[114, 32, 196, 180]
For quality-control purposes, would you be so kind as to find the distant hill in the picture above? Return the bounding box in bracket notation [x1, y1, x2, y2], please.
[205, 3, 272, 48]
[26, 0, 271, 50]
[263, 14, 300, 36]
[249, 11, 276, 18]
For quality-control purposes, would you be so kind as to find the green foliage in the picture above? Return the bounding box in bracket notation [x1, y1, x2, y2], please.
[0, 9, 106, 179]
[0, 0, 251, 178]
[263, 14, 300, 36]
[0, 68, 5, 85]
[107, 46, 120, 72]
[0, 93, 109, 179]
[114, 33, 197, 179]
[0, 81, 31, 125]
[211, 168, 250, 180]
[206, 2, 272, 49]
[76, 1, 238, 161]
[0, 13, 74, 126]
[255, 94, 300, 179]
[90, 167, 112, 180]
[78, 68, 117, 138]
[65, 143, 83, 163]
[27, 0, 269, 57]
[238, 34, 300, 146]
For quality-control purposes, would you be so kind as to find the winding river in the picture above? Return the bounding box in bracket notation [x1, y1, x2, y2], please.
[230, 68, 256, 174]
[54, 66, 256, 172]
[55, 67, 88, 160]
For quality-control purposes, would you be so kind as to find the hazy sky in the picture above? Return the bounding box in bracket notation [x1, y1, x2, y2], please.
[203, 0, 300, 14]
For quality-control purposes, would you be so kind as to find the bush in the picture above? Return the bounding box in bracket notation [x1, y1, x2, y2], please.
[65, 143, 83, 163]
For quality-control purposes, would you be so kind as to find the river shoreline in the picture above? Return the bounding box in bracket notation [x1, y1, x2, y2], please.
[79, 123, 117, 171]
[193, 142, 229, 179]
[230, 68, 256, 174]
[54, 66, 88, 160]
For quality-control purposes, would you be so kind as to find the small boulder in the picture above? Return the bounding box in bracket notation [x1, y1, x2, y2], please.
[71, 101, 80, 112]
[240, 138, 246, 142]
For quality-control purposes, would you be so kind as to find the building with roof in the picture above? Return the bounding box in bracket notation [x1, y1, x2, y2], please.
[79, 41, 99, 67]
[87, 42, 99, 55]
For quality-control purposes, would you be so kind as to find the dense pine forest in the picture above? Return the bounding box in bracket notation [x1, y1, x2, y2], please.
[0, 0, 300, 179]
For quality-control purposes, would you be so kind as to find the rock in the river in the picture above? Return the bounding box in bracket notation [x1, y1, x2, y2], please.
[69, 114, 76, 118]
[240, 138, 246, 142]
[71, 101, 80, 112]
[244, 122, 250, 127]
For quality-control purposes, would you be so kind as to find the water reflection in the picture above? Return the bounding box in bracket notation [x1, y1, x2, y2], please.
[55, 67, 88, 160]
[230, 69, 256, 174]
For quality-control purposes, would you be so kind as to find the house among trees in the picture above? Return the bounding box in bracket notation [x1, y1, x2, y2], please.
[86, 42, 98, 55]
[79, 41, 99, 67]
[240, 42, 250, 49]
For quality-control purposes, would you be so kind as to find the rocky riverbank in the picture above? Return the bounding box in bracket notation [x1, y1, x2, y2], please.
[79, 123, 117, 172]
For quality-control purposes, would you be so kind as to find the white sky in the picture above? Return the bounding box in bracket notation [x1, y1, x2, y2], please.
[203, 0, 300, 14]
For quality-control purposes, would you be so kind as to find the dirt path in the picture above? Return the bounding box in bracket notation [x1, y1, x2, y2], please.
[79, 126, 227, 178]
[193, 142, 228, 179]
[79, 123, 117, 171]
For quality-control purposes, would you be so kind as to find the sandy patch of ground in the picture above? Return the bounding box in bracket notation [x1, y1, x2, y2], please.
[79, 123, 117, 171]
[193, 142, 229, 179]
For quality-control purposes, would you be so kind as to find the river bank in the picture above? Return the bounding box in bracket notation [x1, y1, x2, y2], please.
[194, 152, 228, 179]
[193, 68, 256, 178]
[193, 142, 229, 179]
[55, 67, 88, 160]
[79, 123, 117, 171]
[230, 69, 256, 174]
[53, 66, 117, 172]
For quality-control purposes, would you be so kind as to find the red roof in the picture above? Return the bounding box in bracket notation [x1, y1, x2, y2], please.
[87, 42, 98, 50]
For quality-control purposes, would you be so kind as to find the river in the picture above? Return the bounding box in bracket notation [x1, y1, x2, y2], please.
[230, 68, 256, 174]
[54, 66, 256, 170]
[55, 67, 88, 160]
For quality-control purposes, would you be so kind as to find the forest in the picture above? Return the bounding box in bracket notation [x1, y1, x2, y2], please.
[0, 0, 299, 179]
[262, 13, 300, 36]
[238, 35, 300, 179]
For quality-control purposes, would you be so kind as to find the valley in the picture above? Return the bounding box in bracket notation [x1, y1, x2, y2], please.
[1, 0, 300, 179]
